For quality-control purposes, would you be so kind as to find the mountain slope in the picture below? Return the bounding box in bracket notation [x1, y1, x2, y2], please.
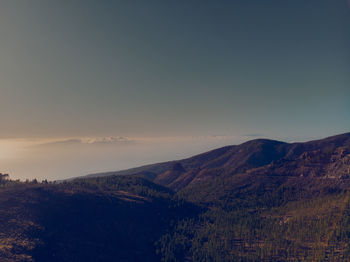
[87, 133, 350, 191]
[0, 176, 199, 262]
[2, 133, 350, 261]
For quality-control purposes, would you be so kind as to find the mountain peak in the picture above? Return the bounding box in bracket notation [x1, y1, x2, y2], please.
[87, 132, 350, 191]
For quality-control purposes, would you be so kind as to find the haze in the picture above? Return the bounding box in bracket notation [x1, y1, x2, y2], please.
[0, 0, 349, 180]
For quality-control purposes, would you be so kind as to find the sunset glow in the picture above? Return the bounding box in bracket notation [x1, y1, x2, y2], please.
[0, 0, 349, 180]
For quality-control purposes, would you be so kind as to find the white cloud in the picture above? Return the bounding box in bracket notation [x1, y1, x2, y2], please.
[0, 135, 247, 181]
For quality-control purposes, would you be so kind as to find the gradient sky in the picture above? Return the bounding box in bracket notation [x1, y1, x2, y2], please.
[0, 1, 349, 180]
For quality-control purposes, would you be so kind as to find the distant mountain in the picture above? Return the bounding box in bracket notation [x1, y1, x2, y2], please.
[87, 133, 350, 191]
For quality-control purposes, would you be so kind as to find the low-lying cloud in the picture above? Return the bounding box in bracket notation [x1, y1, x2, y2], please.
[0, 135, 248, 181]
[36, 136, 134, 147]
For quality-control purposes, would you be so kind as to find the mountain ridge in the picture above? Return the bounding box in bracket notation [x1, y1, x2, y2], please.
[2, 132, 350, 261]
[82, 132, 350, 191]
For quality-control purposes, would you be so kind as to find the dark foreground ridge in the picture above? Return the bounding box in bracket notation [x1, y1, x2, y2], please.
[1, 132, 350, 261]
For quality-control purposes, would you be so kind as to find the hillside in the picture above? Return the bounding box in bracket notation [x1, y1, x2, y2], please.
[0, 176, 199, 262]
[1, 132, 350, 261]
[88, 133, 350, 191]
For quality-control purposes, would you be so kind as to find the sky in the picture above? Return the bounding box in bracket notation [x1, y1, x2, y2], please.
[0, 0, 349, 180]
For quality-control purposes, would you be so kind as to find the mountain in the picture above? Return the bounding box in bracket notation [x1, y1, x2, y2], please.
[88, 133, 350, 191]
[0, 176, 199, 262]
[1, 132, 350, 261]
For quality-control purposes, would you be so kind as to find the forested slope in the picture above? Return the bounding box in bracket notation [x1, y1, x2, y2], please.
[1, 133, 350, 261]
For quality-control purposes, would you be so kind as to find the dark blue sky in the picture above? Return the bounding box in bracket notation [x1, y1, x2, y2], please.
[0, 0, 349, 139]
